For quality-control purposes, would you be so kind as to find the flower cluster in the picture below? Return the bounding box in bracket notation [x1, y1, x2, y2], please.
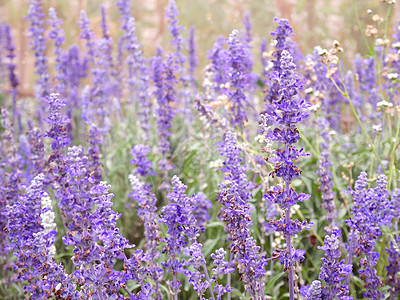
[261, 20, 312, 300]
[302, 229, 352, 299]
[217, 131, 268, 299]
[159, 176, 205, 297]
[317, 121, 338, 232]
[264, 18, 295, 104]
[26, 0, 49, 104]
[4, 174, 79, 299]
[345, 172, 393, 299]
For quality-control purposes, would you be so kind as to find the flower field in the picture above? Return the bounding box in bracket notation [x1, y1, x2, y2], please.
[0, 0, 400, 299]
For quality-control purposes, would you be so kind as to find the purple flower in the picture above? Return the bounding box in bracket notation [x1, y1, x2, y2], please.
[217, 131, 268, 299]
[317, 120, 338, 232]
[210, 248, 234, 299]
[125, 17, 152, 141]
[166, 0, 192, 121]
[78, 10, 96, 64]
[63, 45, 88, 135]
[191, 192, 212, 228]
[183, 242, 214, 298]
[166, 0, 185, 67]
[313, 229, 352, 299]
[60, 147, 132, 296]
[188, 26, 198, 88]
[128, 174, 163, 298]
[26, 0, 50, 123]
[4, 24, 20, 130]
[242, 11, 252, 44]
[345, 172, 392, 299]
[25, 127, 45, 181]
[43, 93, 71, 153]
[130, 144, 156, 177]
[264, 18, 294, 104]
[300, 280, 323, 300]
[354, 54, 380, 110]
[159, 176, 204, 296]
[151, 50, 176, 173]
[48, 7, 67, 96]
[4, 174, 79, 299]
[261, 39, 311, 300]
[226, 29, 253, 127]
[385, 235, 400, 299]
[207, 36, 229, 98]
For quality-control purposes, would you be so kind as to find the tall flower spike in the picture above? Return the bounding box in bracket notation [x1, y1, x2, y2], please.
[65, 45, 88, 111]
[188, 26, 198, 89]
[116, 0, 132, 32]
[210, 248, 234, 299]
[26, 0, 49, 124]
[226, 29, 253, 128]
[166, 0, 185, 67]
[151, 49, 176, 174]
[78, 10, 96, 64]
[261, 44, 312, 300]
[242, 11, 252, 44]
[4, 174, 79, 299]
[61, 147, 132, 297]
[43, 93, 71, 153]
[128, 174, 163, 298]
[345, 172, 393, 299]
[217, 131, 268, 299]
[159, 176, 204, 298]
[317, 120, 338, 232]
[264, 18, 294, 104]
[166, 0, 193, 121]
[48, 7, 67, 96]
[4, 24, 20, 131]
[125, 17, 152, 141]
[302, 229, 352, 299]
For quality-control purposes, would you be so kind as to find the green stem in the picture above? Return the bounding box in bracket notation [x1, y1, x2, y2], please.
[331, 64, 384, 171]
[295, 208, 324, 245]
[353, 0, 372, 53]
[298, 127, 320, 158]
[388, 115, 400, 189]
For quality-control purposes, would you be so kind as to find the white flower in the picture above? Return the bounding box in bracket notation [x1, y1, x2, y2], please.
[305, 87, 313, 94]
[372, 124, 382, 132]
[40, 194, 57, 257]
[377, 100, 393, 108]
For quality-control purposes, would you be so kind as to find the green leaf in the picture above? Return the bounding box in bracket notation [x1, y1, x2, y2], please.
[265, 271, 285, 293]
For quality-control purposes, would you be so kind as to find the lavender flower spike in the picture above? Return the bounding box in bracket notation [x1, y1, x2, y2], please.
[317, 120, 338, 232]
[5, 174, 79, 299]
[26, 0, 50, 123]
[262, 48, 312, 300]
[345, 172, 392, 299]
[226, 29, 252, 128]
[302, 229, 352, 299]
[188, 26, 198, 89]
[264, 18, 294, 104]
[159, 176, 207, 298]
[217, 131, 268, 299]
[48, 7, 67, 96]
[4, 24, 20, 130]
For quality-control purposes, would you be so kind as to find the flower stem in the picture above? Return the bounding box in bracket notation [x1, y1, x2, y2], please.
[285, 205, 294, 300]
[202, 264, 215, 300]
[227, 251, 233, 300]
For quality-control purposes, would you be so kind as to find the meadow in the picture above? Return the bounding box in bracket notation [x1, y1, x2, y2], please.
[0, 0, 399, 299]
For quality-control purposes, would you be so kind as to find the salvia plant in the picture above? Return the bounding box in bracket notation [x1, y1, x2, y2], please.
[0, 0, 400, 299]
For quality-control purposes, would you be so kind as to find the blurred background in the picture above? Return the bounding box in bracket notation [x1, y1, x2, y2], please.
[0, 0, 399, 97]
